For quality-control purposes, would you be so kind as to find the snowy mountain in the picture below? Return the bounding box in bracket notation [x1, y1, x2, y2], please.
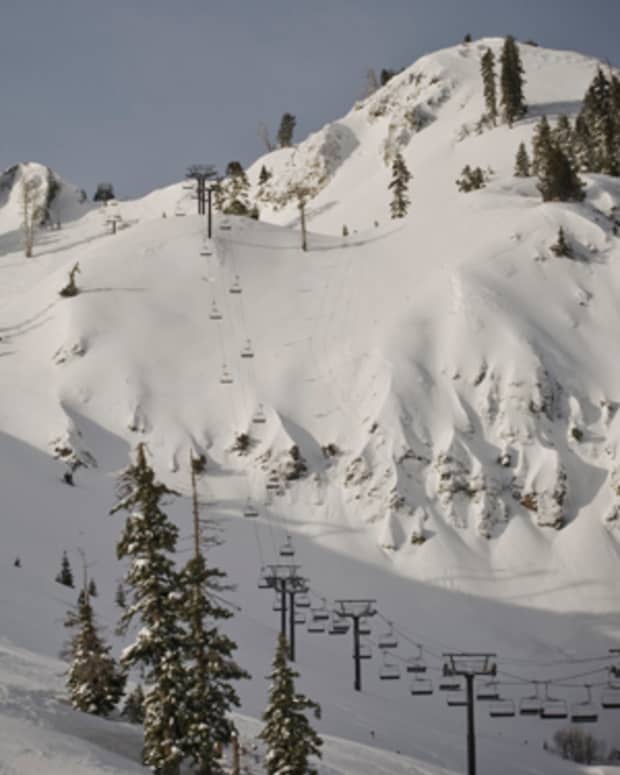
[2, 37, 620, 773]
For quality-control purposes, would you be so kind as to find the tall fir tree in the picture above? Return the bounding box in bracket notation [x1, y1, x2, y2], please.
[112, 444, 188, 775]
[277, 113, 296, 148]
[531, 116, 553, 176]
[553, 115, 575, 163]
[56, 550, 74, 588]
[259, 634, 322, 775]
[65, 587, 126, 716]
[537, 144, 585, 203]
[480, 47, 498, 126]
[573, 114, 595, 171]
[388, 153, 411, 218]
[578, 67, 619, 175]
[222, 162, 250, 216]
[514, 142, 531, 177]
[122, 684, 146, 724]
[177, 458, 250, 774]
[499, 35, 527, 127]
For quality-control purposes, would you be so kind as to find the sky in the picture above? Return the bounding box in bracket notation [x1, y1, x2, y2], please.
[1, 0, 619, 199]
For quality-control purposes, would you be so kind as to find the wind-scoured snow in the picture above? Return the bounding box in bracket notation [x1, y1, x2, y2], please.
[1, 37, 620, 773]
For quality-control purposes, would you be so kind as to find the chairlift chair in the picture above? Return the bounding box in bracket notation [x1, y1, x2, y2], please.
[406, 645, 427, 674]
[358, 643, 372, 661]
[252, 404, 267, 424]
[601, 688, 620, 709]
[175, 209, 186, 217]
[519, 684, 543, 716]
[209, 301, 222, 321]
[200, 246, 212, 257]
[229, 275, 242, 294]
[477, 680, 500, 701]
[570, 686, 598, 723]
[279, 537, 295, 558]
[294, 610, 306, 625]
[358, 617, 372, 636]
[328, 614, 349, 636]
[307, 612, 327, 634]
[220, 221, 232, 231]
[310, 601, 330, 622]
[540, 684, 568, 720]
[241, 339, 254, 359]
[410, 677, 433, 696]
[219, 364, 234, 385]
[378, 622, 398, 651]
[257, 567, 272, 590]
[489, 699, 516, 718]
[272, 593, 284, 612]
[295, 593, 311, 609]
[243, 499, 259, 518]
[447, 692, 467, 707]
[379, 651, 401, 681]
[439, 677, 462, 692]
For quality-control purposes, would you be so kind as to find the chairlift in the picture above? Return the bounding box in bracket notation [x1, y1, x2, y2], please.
[296, 593, 311, 609]
[540, 683, 568, 720]
[182, 181, 194, 190]
[220, 221, 232, 231]
[378, 622, 398, 651]
[477, 680, 500, 701]
[358, 617, 372, 636]
[379, 651, 401, 681]
[489, 698, 516, 718]
[601, 687, 620, 709]
[219, 364, 233, 385]
[209, 301, 222, 320]
[243, 499, 259, 518]
[279, 536, 295, 558]
[257, 567, 272, 590]
[358, 643, 372, 661]
[328, 614, 349, 636]
[519, 683, 542, 716]
[272, 592, 284, 612]
[229, 275, 242, 294]
[447, 692, 467, 707]
[294, 610, 306, 625]
[570, 686, 598, 723]
[241, 339, 254, 359]
[406, 645, 427, 674]
[252, 404, 267, 424]
[410, 677, 433, 696]
[310, 600, 330, 622]
[200, 246, 213, 257]
[175, 209, 186, 217]
[307, 617, 326, 634]
[439, 677, 462, 692]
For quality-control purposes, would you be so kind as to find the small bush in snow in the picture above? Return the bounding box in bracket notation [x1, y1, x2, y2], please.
[59, 262, 81, 298]
[553, 726, 605, 764]
[456, 165, 487, 192]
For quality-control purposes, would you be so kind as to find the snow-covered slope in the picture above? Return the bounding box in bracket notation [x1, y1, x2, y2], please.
[2, 37, 620, 772]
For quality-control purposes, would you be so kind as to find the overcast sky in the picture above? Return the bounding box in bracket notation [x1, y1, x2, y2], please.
[1, 0, 618, 198]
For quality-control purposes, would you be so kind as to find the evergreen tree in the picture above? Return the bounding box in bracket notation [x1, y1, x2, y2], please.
[553, 115, 574, 163]
[388, 153, 411, 218]
[531, 116, 553, 176]
[514, 142, 531, 177]
[277, 113, 296, 148]
[578, 67, 619, 175]
[64, 591, 126, 715]
[258, 165, 272, 185]
[88, 578, 98, 597]
[499, 35, 527, 127]
[112, 444, 188, 775]
[175, 460, 249, 774]
[122, 684, 146, 724]
[259, 634, 322, 775]
[480, 47, 498, 126]
[537, 144, 586, 203]
[456, 165, 486, 192]
[573, 113, 595, 171]
[56, 550, 74, 588]
[115, 582, 127, 608]
[222, 162, 250, 216]
[550, 226, 573, 258]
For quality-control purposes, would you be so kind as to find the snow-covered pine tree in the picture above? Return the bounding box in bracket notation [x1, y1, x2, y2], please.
[531, 116, 553, 176]
[573, 114, 595, 171]
[578, 67, 619, 176]
[499, 35, 527, 127]
[388, 152, 411, 218]
[456, 165, 486, 192]
[258, 165, 272, 185]
[277, 113, 296, 147]
[122, 684, 146, 724]
[537, 144, 585, 203]
[553, 115, 575, 163]
[112, 444, 188, 775]
[480, 47, 498, 126]
[222, 162, 250, 216]
[259, 634, 323, 775]
[550, 227, 573, 258]
[176, 457, 250, 775]
[514, 142, 531, 177]
[64, 586, 126, 716]
[56, 550, 74, 588]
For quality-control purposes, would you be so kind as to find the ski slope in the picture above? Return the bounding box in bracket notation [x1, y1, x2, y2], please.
[1, 37, 620, 773]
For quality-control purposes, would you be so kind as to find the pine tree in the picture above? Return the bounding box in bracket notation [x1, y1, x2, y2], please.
[550, 227, 573, 258]
[65, 590, 126, 715]
[388, 153, 411, 218]
[258, 165, 272, 185]
[122, 684, 146, 724]
[537, 144, 586, 203]
[259, 634, 322, 775]
[112, 444, 188, 775]
[531, 116, 553, 176]
[514, 142, 531, 177]
[222, 162, 250, 216]
[277, 113, 296, 148]
[56, 550, 74, 588]
[176, 459, 250, 774]
[456, 165, 486, 192]
[553, 115, 574, 163]
[499, 35, 527, 127]
[578, 67, 619, 175]
[480, 47, 498, 126]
